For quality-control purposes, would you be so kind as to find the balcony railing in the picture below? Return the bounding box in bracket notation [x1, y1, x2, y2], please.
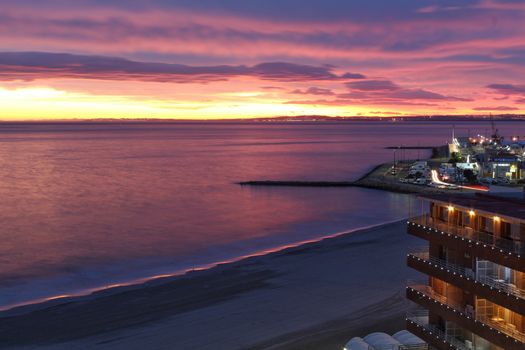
[366, 344, 429, 350]
[406, 311, 470, 350]
[408, 215, 525, 255]
[409, 284, 471, 314]
[408, 284, 525, 344]
[409, 250, 475, 279]
[408, 251, 525, 300]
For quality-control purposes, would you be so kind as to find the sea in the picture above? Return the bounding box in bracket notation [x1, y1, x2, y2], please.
[0, 120, 522, 309]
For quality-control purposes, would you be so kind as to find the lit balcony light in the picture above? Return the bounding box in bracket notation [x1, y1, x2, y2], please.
[469, 210, 475, 216]
[494, 216, 500, 222]
[448, 206, 454, 212]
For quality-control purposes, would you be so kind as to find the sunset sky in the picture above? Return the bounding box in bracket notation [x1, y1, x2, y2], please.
[1, 0, 525, 120]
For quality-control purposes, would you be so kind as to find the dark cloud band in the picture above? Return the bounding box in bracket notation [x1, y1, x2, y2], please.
[0, 52, 365, 83]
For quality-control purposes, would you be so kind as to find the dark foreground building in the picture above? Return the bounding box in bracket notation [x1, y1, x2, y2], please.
[406, 193, 525, 350]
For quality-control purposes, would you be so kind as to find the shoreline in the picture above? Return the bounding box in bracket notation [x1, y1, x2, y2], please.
[3, 143, 430, 315]
[1, 148, 435, 316]
[0, 148, 426, 349]
[0, 218, 404, 317]
[0, 219, 421, 350]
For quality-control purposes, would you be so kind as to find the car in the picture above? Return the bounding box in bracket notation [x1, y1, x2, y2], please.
[497, 177, 511, 184]
[480, 177, 498, 185]
[415, 178, 427, 185]
[429, 183, 447, 189]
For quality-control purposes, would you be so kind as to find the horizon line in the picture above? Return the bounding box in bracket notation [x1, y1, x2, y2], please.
[0, 114, 524, 123]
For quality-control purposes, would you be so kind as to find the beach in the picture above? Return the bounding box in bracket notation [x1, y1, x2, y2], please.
[0, 220, 422, 350]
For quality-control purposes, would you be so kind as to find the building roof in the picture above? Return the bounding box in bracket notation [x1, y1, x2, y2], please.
[419, 192, 525, 221]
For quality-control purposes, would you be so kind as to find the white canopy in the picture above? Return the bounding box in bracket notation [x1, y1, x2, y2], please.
[344, 330, 425, 350]
[363, 332, 402, 349]
[343, 337, 371, 350]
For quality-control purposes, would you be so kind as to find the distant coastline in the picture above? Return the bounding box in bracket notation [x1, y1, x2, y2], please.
[0, 114, 525, 123]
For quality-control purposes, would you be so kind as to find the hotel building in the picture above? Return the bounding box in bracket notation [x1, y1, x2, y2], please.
[406, 193, 525, 350]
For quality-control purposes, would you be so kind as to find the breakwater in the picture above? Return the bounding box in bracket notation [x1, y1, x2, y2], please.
[238, 145, 451, 194]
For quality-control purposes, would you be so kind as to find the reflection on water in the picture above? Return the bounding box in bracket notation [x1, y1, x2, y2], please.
[0, 121, 520, 308]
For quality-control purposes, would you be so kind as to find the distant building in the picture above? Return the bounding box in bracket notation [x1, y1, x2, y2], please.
[406, 193, 525, 350]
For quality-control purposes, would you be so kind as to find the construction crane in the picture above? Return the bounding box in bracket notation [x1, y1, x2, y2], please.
[490, 113, 503, 144]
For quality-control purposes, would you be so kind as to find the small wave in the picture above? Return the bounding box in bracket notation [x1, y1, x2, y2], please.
[0, 218, 405, 316]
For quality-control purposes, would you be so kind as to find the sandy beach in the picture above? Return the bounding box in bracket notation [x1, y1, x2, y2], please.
[0, 221, 423, 350]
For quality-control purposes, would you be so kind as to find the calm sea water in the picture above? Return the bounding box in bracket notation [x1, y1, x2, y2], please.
[0, 120, 522, 309]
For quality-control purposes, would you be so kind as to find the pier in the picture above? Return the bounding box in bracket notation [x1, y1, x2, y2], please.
[238, 180, 356, 187]
[238, 163, 447, 194]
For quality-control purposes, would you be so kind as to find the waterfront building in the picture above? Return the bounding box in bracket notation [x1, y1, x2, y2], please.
[406, 193, 525, 350]
[483, 152, 522, 181]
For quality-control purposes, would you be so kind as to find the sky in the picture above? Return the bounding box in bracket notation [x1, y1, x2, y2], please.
[1, 0, 525, 120]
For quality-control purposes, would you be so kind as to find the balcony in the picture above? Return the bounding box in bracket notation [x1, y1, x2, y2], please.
[406, 311, 470, 350]
[408, 251, 525, 302]
[408, 215, 525, 256]
[407, 284, 525, 347]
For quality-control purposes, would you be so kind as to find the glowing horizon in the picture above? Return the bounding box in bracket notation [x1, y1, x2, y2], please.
[1, 0, 525, 120]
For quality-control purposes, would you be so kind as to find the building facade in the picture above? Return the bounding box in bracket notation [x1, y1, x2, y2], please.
[406, 193, 525, 350]
[484, 153, 523, 181]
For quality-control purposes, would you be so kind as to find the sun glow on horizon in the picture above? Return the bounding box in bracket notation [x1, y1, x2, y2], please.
[1, 76, 523, 120]
[0, 86, 370, 120]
